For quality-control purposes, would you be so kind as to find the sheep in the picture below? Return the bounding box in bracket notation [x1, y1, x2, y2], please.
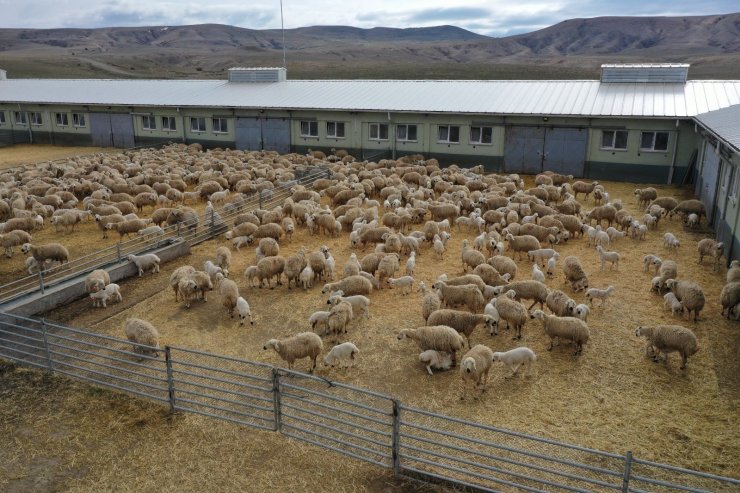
[137, 225, 164, 238]
[107, 218, 149, 239]
[585, 204, 617, 228]
[527, 248, 559, 267]
[85, 269, 110, 293]
[562, 256, 589, 292]
[234, 296, 254, 325]
[169, 265, 196, 301]
[127, 253, 161, 277]
[89, 283, 122, 308]
[719, 282, 740, 318]
[665, 279, 705, 322]
[488, 255, 517, 280]
[309, 311, 331, 335]
[530, 309, 590, 356]
[248, 223, 285, 243]
[188, 270, 214, 301]
[214, 246, 231, 277]
[727, 260, 740, 283]
[663, 292, 685, 316]
[427, 309, 494, 345]
[405, 251, 417, 277]
[643, 254, 661, 273]
[218, 275, 240, 317]
[634, 325, 698, 369]
[419, 350, 453, 375]
[656, 260, 678, 287]
[21, 242, 69, 265]
[203, 260, 224, 283]
[634, 188, 658, 208]
[263, 332, 324, 372]
[327, 300, 354, 337]
[460, 344, 495, 399]
[258, 237, 280, 258]
[397, 326, 466, 367]
[432, 281, 485, 313]
[387, 276, 414, 294]
[697, 239, 724, 271]
[492, 280, 548, 310]
[545, 289, 576, 317]
[419, 281, 442, 322]
[0, 230, 31, 257]
[532, 264, 545, 283]
[432, 234, 445, 258]
[324, 342, 360, 369]
[492, 347, 536, 378]
[595, 245, 620, 271]
[123, 318, 160, 357]
[505, 233, 541, 260]
[321, 275, 373, 296]
[308, 247, 328, 281]
[376, 253, 400, 287]
[586, 286, 615, 306]
[327, 292, 371, 321]
[495, 290, 528, 340]
[546, 257, 557, 278]
[299, 265, 314, 290]
[472, 264, 510, 287]
[663, 233, 681, 249]
[574, 303, 590, 322]
[673, 199, 706, 223]
[256, 256, 286, 289]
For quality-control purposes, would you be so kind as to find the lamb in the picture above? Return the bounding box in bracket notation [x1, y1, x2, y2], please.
[215, 246, 231, 277]
[397, 325, 466, 367]
[263, 332, 324, 372]
[432, 281, 485, 313]
[492, 280, 548, 310]
[127, 253, 161, 277]
[169, 265, 196, 301]
[574, 304, 590, 322]
[426, 309, 496, 347]
[234, 296, 254, 325]
[327, 300, 354, 337]
[530, 309, 590, 356]
[419, 350, 453, 375]
[495, 290, 528, 340]
[203, 260, 224, 283]
[387, 276, 415, 294]
[606, 226, 627, 242]
[505, 233, 541, 261]
[562, 256, 589, 292]
[527, 248, 559, 267]
[663, 292, 685, 316]
[89, 283, 122, 308]
[21, 242, 69, 265]
[344, 252, 361, 278]
[663, 233, 681, 249]
[492, 347, 536, 378]
[327, 292, 371, 321]
[546, 257, 557, 278]
[309, 311, 331, 335]
[321, 275, 374, 296]
[461, 239, 486, 272]
[586, 286, 615, 306]
[634, 325, 698, 369]
[545, 289, 576, 317]
[673, 199, 706, 223]
[696, 239, 724, 271]
[665, 279, 705, 322]
[123, 318, 160, 357]
[685, 213, 699, 229]
[595, 245, 620, 271]
[433, 234, 445, 258]
[643, 254, 661, 273]
[532, 264, 545, 283]
[299, 265, 314, 290]
[324, 342, 360, 369]
[85, 269, 110, 293]
[419, 281, 442, 322]
[406, 251, 416, 277]
[460, 344, 495, 399]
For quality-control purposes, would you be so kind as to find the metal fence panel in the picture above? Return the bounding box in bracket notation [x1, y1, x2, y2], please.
[629, 458, 740, 493]
[0, 313, 48, 369]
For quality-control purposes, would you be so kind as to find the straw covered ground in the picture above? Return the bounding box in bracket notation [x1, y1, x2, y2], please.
[0, 144, 112, 171]
[0, 145, 738, 490]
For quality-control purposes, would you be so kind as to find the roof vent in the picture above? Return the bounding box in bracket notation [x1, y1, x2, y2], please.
[228, 67, 286, 83]
[600, 64, 689, 83]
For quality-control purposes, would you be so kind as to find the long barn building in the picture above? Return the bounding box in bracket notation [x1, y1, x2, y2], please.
[1, 64, 740, 259]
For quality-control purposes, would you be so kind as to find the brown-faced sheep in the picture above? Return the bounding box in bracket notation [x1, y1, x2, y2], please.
[635, 325, 698, 369]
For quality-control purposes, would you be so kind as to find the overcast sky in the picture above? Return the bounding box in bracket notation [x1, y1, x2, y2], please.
[0, 0, 737, 36]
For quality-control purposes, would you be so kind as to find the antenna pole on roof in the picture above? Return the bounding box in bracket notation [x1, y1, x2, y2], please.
[280, 0, 287, 69]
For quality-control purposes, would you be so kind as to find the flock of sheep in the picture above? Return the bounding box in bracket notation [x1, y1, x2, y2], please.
[0, 143, 733, 400]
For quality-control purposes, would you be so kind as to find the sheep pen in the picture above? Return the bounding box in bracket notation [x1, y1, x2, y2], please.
[1, 146, 738, 484]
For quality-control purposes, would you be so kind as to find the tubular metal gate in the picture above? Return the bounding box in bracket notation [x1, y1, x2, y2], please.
[0, 313, 738, 493]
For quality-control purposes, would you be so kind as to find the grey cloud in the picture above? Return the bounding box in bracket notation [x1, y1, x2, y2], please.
[407, 7, 492, 23]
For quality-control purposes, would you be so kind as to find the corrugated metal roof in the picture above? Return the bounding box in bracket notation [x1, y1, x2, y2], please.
[694, 104, 740, 153]
[1, 78, 740, 118]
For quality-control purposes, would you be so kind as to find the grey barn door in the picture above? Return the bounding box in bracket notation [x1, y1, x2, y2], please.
[262, 118, 291, 154]
[505, 127, 545, 174]
[542, 127, 587, 177]
[700, 145, 720, 224]
[235, 117, 262, 151]
[89, 113, 113, 147]
[110, 114, 135, 148]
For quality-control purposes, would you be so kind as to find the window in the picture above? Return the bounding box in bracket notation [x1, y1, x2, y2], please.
[601, 130, 628, 150]
[369, 123, 389, 141]
[14, 111, 27, 125]
[161, 116, 176, 131]
[212, 118, 228, 134]
[142, 115, 156, 130]
[190, 117, 206, 132]
[326, 121, 345, 139]
[300, 120, 318, 138]
[55, 113, 68, 126]
[640, 131, 669, 152]
[731, 167, 740, 205]
[470, 126, 493, 145]
[0, 112, 5, 124]
[29, 112, 43, 126]
[437, 125, 460, 143]
[72, 113, 86, 127]
[396, 124, 418, 142]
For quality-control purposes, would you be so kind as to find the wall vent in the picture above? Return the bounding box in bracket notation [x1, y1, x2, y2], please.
[228, 67, 286, 83]
[600, 64, 689, 83]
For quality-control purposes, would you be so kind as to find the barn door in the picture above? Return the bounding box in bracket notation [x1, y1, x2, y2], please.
[699, 145, 720, 224]
[110, 114, 135, 148]
[262, 118, 291, 154]
[542, 127, 587, 177]
[235, 117, 262, 151]
[89, 113, 113, 147]
[504, 126, 545, 174]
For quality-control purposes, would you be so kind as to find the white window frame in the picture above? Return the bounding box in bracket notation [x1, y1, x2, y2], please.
[640, 131, 670, 152]
[0, 111, 7, 125]
[14, 111, 27, 125]
[190, 117, 206, 133]
[161, 116, 176, 132]
[396, 124, 418, 142]
[326, 121, 345, 139]
[600, 130, 628, 151]
[212, 117, 228, 134]
[142, 115, 156, 131]
[55, 113, 68, 127]
[369, 123, 389, 141]
[437, 125, 460, 144]
[730, 167, 740, 206]
[299, 120, 319, 138]
[72, 113, 86, 127]
[469, 126, 493, 145]
[29, 112, 43, 126]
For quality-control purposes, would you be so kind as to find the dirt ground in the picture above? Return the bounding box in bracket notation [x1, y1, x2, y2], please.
[1, 145, 738, 490]
[0, 144, 112, 170]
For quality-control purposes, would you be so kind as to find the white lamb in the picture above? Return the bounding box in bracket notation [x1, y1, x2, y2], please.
[663, 232, 681, 249]
[663, 292, 684, 316]
[299, 265, 314, 290]
[127, 253, 161, 277]
[406, 251, 416, 277]
[531, 264, 545, 283]
[492, 347, 536, 378]
[574, 303, 590, 322]
[595, 245, 620, 271]
[483, 299, 500, 335]
[387, 276, 414, 294]
[323, 342, 360, 369]
[234, 296, 254, 325]
[89, 283, 122, 308]
[433, 234, 445, 258]
[586, 286, 615, 306]
[546, 257, 557, 278]
[419, 350, 453, 375]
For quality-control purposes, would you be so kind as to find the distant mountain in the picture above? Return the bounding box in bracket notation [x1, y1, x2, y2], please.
[0, 14, 738, 80]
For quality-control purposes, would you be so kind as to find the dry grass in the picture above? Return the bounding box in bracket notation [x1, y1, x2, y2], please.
[0, 144, 112, 171]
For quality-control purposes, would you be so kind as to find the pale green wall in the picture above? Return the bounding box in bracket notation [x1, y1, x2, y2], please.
[586, 119, 680, 166]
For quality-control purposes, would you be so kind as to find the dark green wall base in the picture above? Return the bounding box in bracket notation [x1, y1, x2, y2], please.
[137, 136, 183, 148]
[48, 133, 93, 146]
[0, 129, 32, 146]
[585, 161, 689, 185]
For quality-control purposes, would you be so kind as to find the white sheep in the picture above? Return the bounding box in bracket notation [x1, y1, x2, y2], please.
[586, 286, 615, 306]
[643, 254, 661, 273]
[387, 275, 414, 294]
[127, 253, 161, 277]
[663, 292, 684, 316]
[89, 283, 122, 308]
[203, 260, 224, 283]
[546, 257, 557, 278]
[574, 303, 590, 322]
[299, 265, 314, 290]
[492, 347, 536, 378]
[531, 264, 545, 283]
[323, 342, 360, 369]
[419, 350, 453, 375]
[433, 234, 445, 258]
[235, 296, 254, 325]
[460, 344, 495, 400]
[595, 245, 620, 271]
[263, 332, 324, 372]
[406, 251, 416, 277]
[309, 310, 331, 335]
[483, 299, 500, 335]
[663, 232, 680, 249]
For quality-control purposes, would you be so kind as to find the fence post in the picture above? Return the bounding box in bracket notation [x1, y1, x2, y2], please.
[392, 399, 401, 475]
[325, 168, 331, 179]
[37, 269, 45, 294]
[271, 368, 282, 432]
[116, 242, 122, 262]
[622, 451, 633, 493]
[209, 207, 215, 236]
[40, 319, 53, 374]
[165, 346, 176, 413]
[259, 190, 264, 210]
